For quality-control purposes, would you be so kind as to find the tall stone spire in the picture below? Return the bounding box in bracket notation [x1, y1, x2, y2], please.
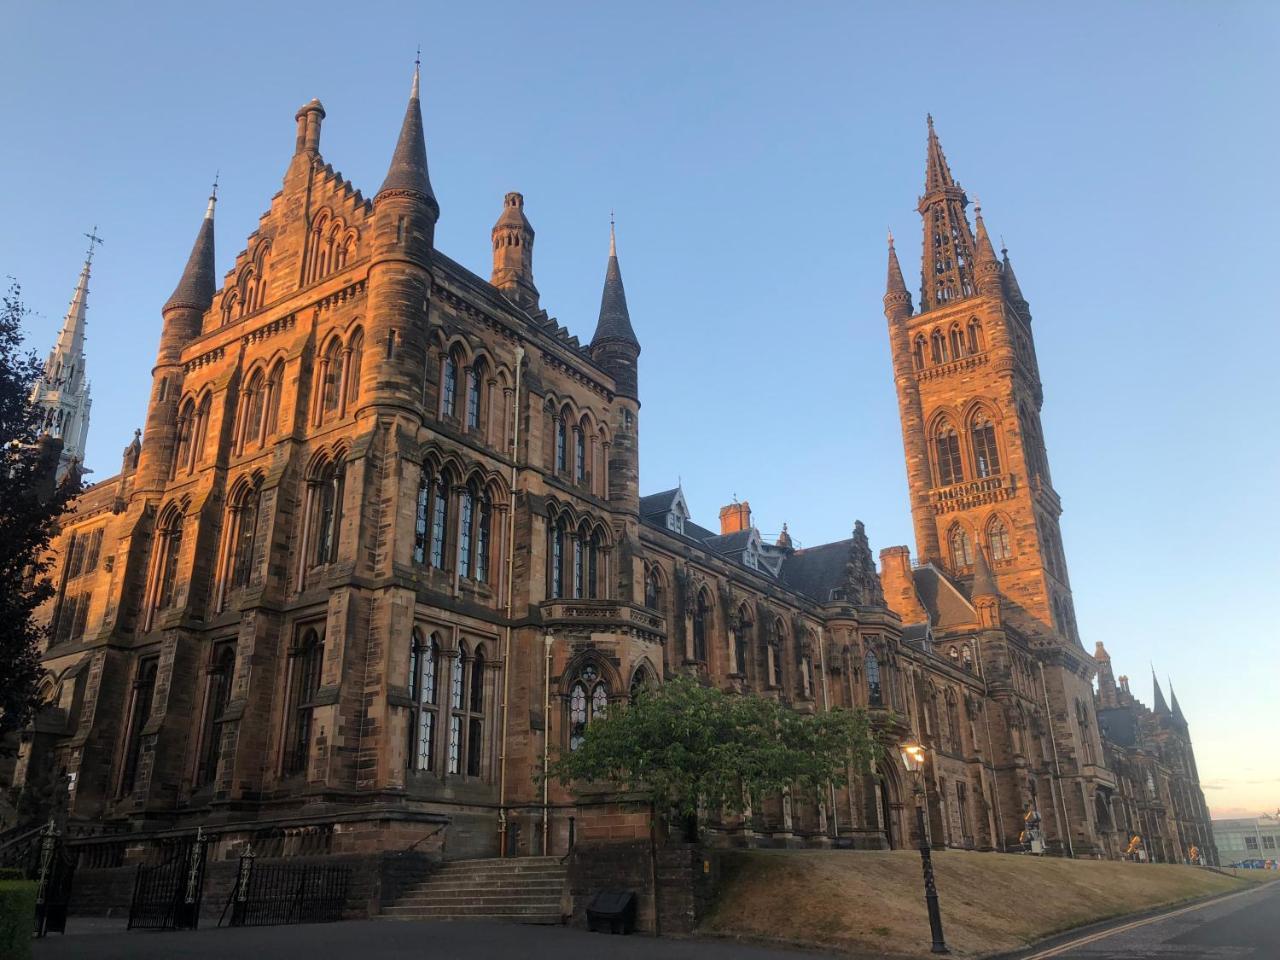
[1169, 681, 1187, 726]
[164, 188, 217, 314]
[972, 201, 1002, 296]
[590, 216, 640, 398]
[31, 230, 100, 479]
[884, 229, 912, 313]
[377, 59, 439, 220]
[917, 116, 977, 311]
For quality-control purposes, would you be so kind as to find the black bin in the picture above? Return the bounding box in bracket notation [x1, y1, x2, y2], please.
[585, 889, 637, 934]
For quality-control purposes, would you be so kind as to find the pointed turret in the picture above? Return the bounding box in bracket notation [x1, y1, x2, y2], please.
[972, 201, 1002, 297]
[917, 116, 977, 311]
[164, 191, 217, 314]
[1152, 671, 1171, 715]
[1000, 242, 1029, 313]
[970, 543, 998, 599]
[491, 192, 539, 308]
[884, 229, 912, 316]
[590, 217, 640, 398]
[376, 61, 438, 220]
[1169, 681, 1187, 727]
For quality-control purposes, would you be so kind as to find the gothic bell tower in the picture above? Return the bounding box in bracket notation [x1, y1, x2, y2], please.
[884, 116, 1077, 650]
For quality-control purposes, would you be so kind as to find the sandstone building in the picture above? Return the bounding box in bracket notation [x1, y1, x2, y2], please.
[6, 72, 1213, 867]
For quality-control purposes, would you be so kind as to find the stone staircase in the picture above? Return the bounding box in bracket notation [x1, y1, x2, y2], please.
[380, 856, 567, 924]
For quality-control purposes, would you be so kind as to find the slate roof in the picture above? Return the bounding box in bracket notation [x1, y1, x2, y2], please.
[164, 204, 216, 313]
[779, 538, 853, 602]
[377, 68, 437, 208]
[591, 251, 638, 347]
[702, 529, 754, 556]
[910, 565, 975, 629]
[639, 488, 681, 519]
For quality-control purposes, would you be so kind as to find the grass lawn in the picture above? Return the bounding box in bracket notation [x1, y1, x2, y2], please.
[700, 849, 1268, 958]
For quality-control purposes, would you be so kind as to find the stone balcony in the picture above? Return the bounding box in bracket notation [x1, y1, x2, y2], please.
[539, 598, 666, 643]
[932, 473, 1016, 515]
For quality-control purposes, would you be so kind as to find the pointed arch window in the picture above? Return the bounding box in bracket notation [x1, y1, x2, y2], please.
[934, 423, 964, 486]
[967, 319, 984, 354]
[732, 612, 750, 677]
[264, 361, 283, 437]
[430, 473, 449, 569]
[768, 620, 784, 687]
[197, 643, 236, 787]
[949, 525, 973, 570]
[865, 651, 882, 707]
[307, 459, 345, 569]
[242, 369, 266, 451]
[284, 628, 323, 776]
[692, 591, 709, 663]
[408, 630, 440, 771]
[441, 352, 459, 419]
[569, 664, 609, 751]
[946, 691, 962, 754]
[121, 658, 158, 795]
[154, 508, 185, 615]
[554, 410, 568, 475]
[466, 648, 486, 777]
[458, 483, 475, 578]
[913, 335, 926, 370]
[230, 477, 262, 591]
[321, 339, 344, 418]
[466, 360, 485, 432]
[549, 515, 566, 598]
[988, 517, 1012, 561]
[972, 414, 1002, 478]
[475, 489, 492, 584]
[930, 329, 948, 364]
[629, 665, 654, 702]
[574, 421, 586, 485]
[950, 325, 966, 359]
[644, 565, 661, 610]
[571, 525, 585, 599]
[346, 329, 364, 406]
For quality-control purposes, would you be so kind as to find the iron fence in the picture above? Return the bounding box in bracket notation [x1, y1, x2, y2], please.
[221, 849, 350, 927]
[127, 831, 207, 930]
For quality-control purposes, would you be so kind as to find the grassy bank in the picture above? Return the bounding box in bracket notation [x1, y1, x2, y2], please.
[701, 849, 1265, 958]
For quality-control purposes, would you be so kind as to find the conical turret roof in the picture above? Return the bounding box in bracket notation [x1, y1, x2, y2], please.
[377, 63, 438, 212]
[591, 220, 638, 348]
[1152, 671, 1171, 715]
[164, 192, 216, 313]
[885, 229, 911, 305]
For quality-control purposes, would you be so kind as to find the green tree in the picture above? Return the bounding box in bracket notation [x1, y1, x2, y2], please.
[0, 282, 79, 746]
[549, 674, 880, 822]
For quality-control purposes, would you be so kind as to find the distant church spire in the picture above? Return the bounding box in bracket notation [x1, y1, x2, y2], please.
[377, 58, 438, 219]
[917, 116, 977, 311]
[31, 231, 100, 479]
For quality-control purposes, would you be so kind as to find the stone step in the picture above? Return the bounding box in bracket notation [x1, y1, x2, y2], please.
[395, 884, 564, 897]
[381, 904, 562, 920]
[435, 864, 567, 877]
[384, 913, 562, 925]
[392, 892, 562, 907]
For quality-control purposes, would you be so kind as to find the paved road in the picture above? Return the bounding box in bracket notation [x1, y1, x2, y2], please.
[33, 918, 832, 960]
[1020, 878, 1280, 959]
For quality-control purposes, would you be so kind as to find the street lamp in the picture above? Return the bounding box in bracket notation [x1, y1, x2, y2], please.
[900, 739, 949, 955]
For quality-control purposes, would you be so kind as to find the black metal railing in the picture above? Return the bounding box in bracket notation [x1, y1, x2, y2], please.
[127, 832, 207, 931]
[220, 849, 350, 928]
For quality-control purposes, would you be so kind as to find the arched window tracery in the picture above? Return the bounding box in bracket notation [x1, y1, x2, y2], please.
[930, 329, 948, 364]
[407, 630, 440, 771]
[988, 516, 1012, 561]
[934, 420, 964, 486]
[284, 627, 323, 775]
[971, 411, 1002, 478]
[950, 325, 966, 359]
[197, 643, 236, 786]
[865, 651, 882, 706]
[692, 589, 710, 663]
[949, 524, 973, 569]
[568, 663, 609, 750]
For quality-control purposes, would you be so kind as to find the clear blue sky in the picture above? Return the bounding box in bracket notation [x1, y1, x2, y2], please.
[3, 2, 1276, 817]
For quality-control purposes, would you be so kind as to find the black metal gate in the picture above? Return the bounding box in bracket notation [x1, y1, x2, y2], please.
[127, 831, 208, 930]
[221, 848, 349, 927]
[34, 821, 77, 937]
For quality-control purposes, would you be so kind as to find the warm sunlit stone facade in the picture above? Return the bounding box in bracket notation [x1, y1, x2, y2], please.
[7, 82, 1211, 867]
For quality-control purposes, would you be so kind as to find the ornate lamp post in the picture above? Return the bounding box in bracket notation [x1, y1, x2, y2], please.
[900, 739, 949, 955]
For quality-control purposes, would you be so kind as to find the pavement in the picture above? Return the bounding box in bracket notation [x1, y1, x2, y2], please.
[33, 918, 830, 960]
[32, 879, 1280, 959]
[1011, 877, 1280, 959]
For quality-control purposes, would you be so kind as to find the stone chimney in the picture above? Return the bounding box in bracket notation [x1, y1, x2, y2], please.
[719, 500, 751, 535]
[879, 546, 927, 623]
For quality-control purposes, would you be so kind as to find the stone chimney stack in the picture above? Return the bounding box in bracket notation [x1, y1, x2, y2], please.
[719, 500, 751, 535]
[879, 546, 928, 623]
